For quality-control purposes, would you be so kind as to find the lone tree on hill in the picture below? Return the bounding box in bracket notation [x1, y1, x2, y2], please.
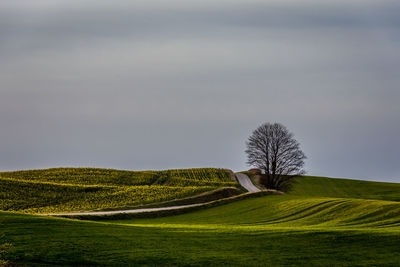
[245, 123, 306, 191]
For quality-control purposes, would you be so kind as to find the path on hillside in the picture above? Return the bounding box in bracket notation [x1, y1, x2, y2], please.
[43, 203, 204, 216]
[235, 173, 261, 192]
[44, 173, 260, 216]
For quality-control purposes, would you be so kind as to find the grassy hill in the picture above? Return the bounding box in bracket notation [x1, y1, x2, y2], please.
[1, 172, 400, 266]
[106, 175, 400, 229]
[116, 195, 400, 230]
[2, 209, 399, 266]
[0, 168, 237, 213]
[290, 176, 400, 201]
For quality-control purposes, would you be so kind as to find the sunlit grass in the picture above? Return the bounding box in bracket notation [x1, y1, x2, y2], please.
[0, 168, 235, 213]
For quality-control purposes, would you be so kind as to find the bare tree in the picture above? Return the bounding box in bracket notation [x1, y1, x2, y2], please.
[245, 123, 306, 191]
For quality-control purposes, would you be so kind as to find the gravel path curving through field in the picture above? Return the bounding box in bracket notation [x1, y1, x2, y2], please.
[43, 173, 260, 217]
[235, 173, 261, 192]
[43, 203, 204, 216]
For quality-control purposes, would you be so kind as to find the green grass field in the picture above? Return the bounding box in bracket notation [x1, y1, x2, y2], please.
[0, 168, 236, 213]
[1, 172, 400, 266]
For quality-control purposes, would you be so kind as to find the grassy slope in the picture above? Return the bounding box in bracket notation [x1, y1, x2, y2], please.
[109, 176, 400, 229]
[0, 167, 235, 187]
[116, 196, 400, 230]
[2, 175, 400, 266]
[290, 176, 400, 201]
[2, 211, 400, 266]
[0, 168, 236, 213]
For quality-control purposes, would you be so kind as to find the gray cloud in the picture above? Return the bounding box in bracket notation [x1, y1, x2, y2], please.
[0, 0, 399, 182]
[1, 1, 400, 54]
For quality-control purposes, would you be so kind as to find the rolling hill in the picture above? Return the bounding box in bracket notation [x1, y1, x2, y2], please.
[0, 168, 238, 213]
[1, 171, 400, 266]
[105, 175, 400, 230]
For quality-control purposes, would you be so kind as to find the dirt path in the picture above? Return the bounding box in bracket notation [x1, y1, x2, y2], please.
[43, 203, 203, 216]
[43, 173, 260, 216]
[235, 173, 261, 192]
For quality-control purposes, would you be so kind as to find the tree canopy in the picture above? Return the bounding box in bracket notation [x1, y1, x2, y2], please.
[246, 123, 306, 191]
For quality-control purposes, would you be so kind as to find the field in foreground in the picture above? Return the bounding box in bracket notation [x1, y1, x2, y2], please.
[1, 173, 400, 266]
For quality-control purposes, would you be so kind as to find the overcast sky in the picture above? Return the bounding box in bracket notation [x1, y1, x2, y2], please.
[1, 0, 399, 182]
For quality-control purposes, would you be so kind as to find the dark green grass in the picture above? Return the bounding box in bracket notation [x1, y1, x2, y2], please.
[243, 173, 400, 201]
[1, 211, 400, 266]
[291, 176, 400, 201]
